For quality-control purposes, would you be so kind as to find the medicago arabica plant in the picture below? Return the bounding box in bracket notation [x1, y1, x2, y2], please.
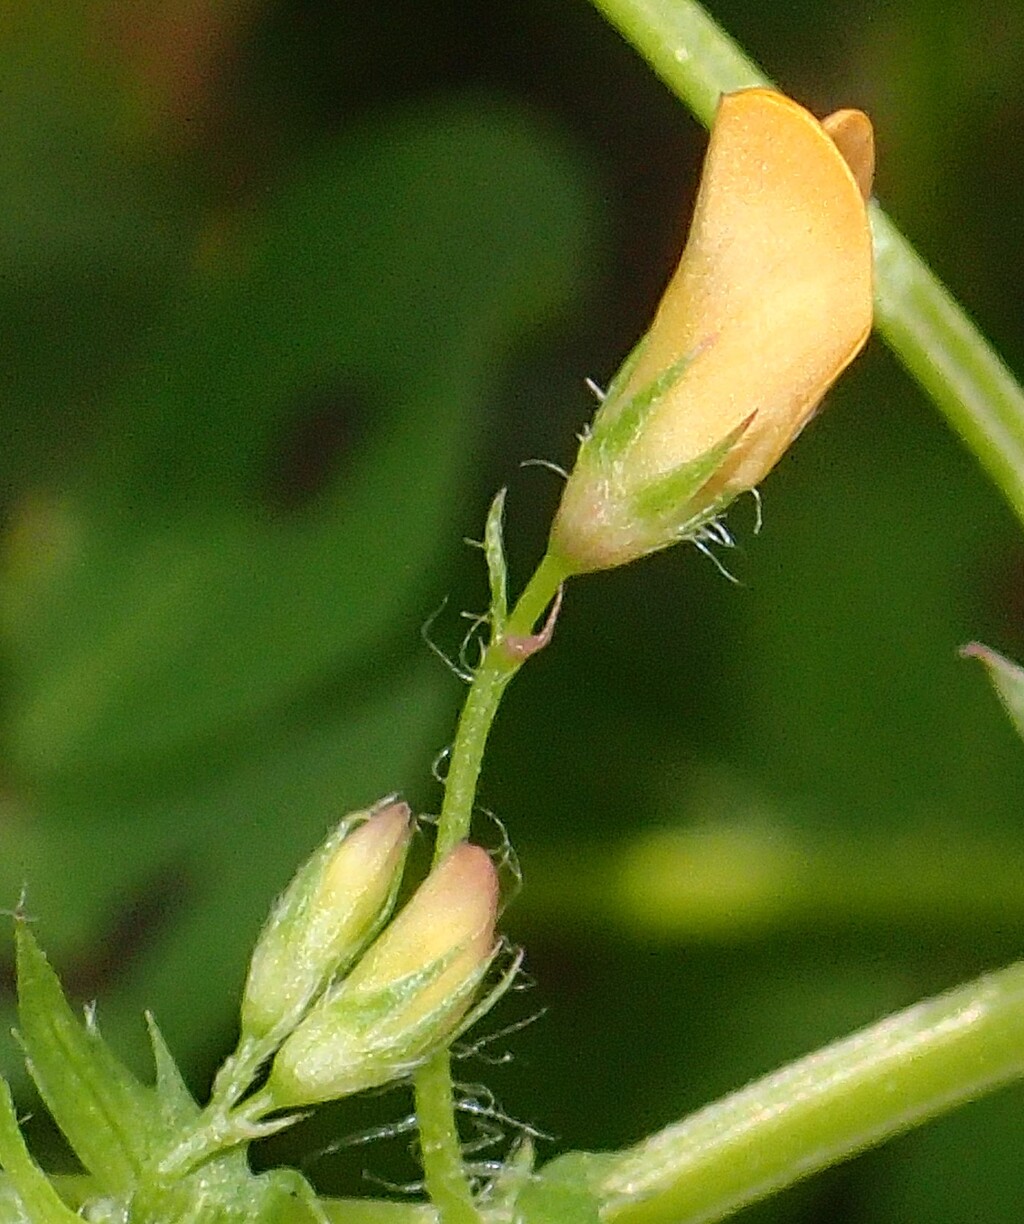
[5, 26, 1024, 1224]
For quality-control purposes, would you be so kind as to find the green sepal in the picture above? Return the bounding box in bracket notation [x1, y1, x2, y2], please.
[484, 488, 509, 634]
[961, 643, 1024, 744]
[630, 412, 752, 528]
[450, 944, 522, 1044]
[591, 348, 696, 465]
[513, 1151, 614, 1224]
[581, 332, 648, 448]
[0, 1077, 82, 1224]
[14, 921, 159, 1192]
[598, 335, 647, 410]
[146, 1012, 200, 1131]
[268, 943, 494, 1106]
[326, 941, 490, 1044]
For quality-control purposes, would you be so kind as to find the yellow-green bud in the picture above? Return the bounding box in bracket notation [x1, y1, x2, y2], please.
[550, 89, 874, 573]
[265, 842, 499, 1106]
[240, 800, 412, 1042]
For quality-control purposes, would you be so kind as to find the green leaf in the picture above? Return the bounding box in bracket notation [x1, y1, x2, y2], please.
[0, 1078, 81, 1223]
[2, 97, 597, 782]
[960, 642, 1024, 744]
[15, 922, 159, 1193]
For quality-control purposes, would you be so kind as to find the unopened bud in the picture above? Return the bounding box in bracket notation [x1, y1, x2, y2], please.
[550, 88, 873, 573]
[241, 800, 412, 1042]
[265, 842, 499, 1106]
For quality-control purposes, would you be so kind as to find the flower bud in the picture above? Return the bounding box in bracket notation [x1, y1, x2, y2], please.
[265, 842, 499, 1106]
[240, 800, 412, 1042]
[551, 88, 874, 572]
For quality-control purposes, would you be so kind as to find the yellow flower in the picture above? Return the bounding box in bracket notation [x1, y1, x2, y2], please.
[550, 88, 874, 573]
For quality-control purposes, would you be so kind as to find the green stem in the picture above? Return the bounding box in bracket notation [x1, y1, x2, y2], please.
[154, 1085, 280, 1179]
[598, 960, 1024, 1224]
[414, 1055, 482, 1224]
[432, 665, 509, 863]
[208, 1035, 275, 1113]
[434, 549, 571, 860]
[414, 548, 570, 1223]
[587, 0, 1024, 525]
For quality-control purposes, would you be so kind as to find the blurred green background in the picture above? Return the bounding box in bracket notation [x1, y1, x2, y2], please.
[3, 1, 1024, 1219]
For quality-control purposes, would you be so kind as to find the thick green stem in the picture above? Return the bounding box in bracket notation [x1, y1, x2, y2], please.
[599, 960, 1024, 1224]
[589, 0, 766, 120]
[871, 208, 1024, 522]
[414, 548, 570, 1223]
[587, 0, 1024, 526]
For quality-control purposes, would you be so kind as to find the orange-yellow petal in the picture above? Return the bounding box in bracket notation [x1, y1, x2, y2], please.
[822, 107, 875, 201]
[623, 87, 873, 497]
